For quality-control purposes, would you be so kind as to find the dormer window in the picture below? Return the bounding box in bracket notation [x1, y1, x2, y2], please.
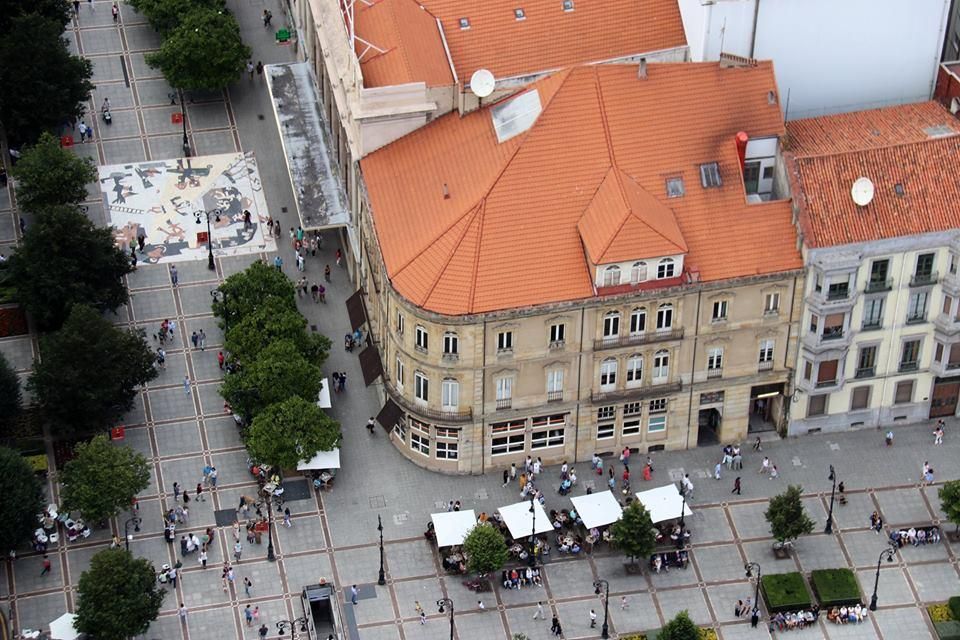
[666, 176, 684, 198]
[700, 162, 721, 188]
[514, 8, 525, 20]
[630, 261, 648, 284]
[458, 17, 470, 29]
[602, 265, 621, 287]
[657, 258, 676, 279]
[562, 0, 574, 11]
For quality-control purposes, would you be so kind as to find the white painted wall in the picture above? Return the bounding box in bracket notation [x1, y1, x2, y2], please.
[679, 0, 950, 119]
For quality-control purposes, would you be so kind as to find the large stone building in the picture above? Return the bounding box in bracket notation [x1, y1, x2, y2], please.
[358, 60, 805, 473]
[784, 101, 960, 434]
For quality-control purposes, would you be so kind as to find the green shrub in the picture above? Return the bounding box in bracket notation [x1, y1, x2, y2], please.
[930, 604, 954, 623]
[935, 620, 960, 640]
[761, 572, 811, 612]
[810, 569, 862, 606]
[950, 596, 960, 621]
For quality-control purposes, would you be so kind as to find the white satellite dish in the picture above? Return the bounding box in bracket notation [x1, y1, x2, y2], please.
[470, 69, 496, 98]
[851, 177, 875, 207]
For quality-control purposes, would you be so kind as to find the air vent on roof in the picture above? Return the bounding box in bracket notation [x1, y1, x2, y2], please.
[924, 124, 955, 138]
[458, 17, 470, 29]
[514, 7, 525, 20]
[767, 90, 776, 105]
[851, 177, 875, 207]
[562, 0, 574, 11]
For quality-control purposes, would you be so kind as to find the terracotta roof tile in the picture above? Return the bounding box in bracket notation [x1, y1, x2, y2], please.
[354, 0, 454, 88]
[362, 62, 803, 315]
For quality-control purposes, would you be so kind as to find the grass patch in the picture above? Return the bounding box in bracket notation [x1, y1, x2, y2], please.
[810, 569, 862, 606]
[761, 572, 811, 612]
[622, 630, 718, 640]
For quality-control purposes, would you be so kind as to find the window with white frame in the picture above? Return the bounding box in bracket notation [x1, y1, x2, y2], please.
[531, 414, 565, 449]
[395, 357, 405, 389]
[602, 265, 621, 287]
[630, 262, 648, 283]
[764, 292, 780, 314]
[600, 358, 617, 389]
[657, 258, 676, 279]
[490, 420, 525, 455]
[549, 323, 565, 345]
[415, 325, 428, 351]
[497, 330, 514, 352]
[441, 378, 459, 410]
[626, 354, 643, 386]
[409, 419, 430, 456]
[435, 427, 459, 460]
[393, 416, 406, 441]
[648, 398, 667, 433]
[700, 162, 722, 188]
[759, 339, 775, 363]
[603, 311, 620, 338]
[414, 371, 429, 402]
[622, 401, 642, 435]
[630, 308, 646, 334]
[597, 405, 615, 439]
[665, 176, 684, 198]
[443, 332, 459, 355]
[711, 300, 728, 321]
[648, 415, 667, 433]
[597, 422, 615, 439]
[707, 347, 723, 371]
[546, 369, 564, 394]
[496, 376, 513, 401]
[656, 304, 673, 330]
[396, 312, 404, 335]
[653, 350, 669, 381]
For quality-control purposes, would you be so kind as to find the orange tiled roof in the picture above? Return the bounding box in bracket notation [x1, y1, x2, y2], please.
[361, 62, 802, 315]
[786, 101, 958, 156]
[353, 0, 454, 88]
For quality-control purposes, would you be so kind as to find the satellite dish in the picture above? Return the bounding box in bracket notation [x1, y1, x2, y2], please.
[470, 69, 496, 98]
[851, 177, 875, 207]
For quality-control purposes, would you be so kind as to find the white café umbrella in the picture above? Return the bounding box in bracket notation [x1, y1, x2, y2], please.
[430, 510, 477, 547]
[296, 448, 341, 471]
[316, 378, 332, 409]
[635, 484, 693, 524]
[570, 490, 623, 528]
[497, 500, 552, 539]
[49, 613, 80, 640]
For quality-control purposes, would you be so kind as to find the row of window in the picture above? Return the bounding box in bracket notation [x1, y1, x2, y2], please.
[395, 419, 460, 460]
[600, 293, 780, 339]
[601, 259, 677, 287]
[806, 379, 915, 417]
[814, 251, 952, 301]
[804, 337, 924, 387]
[490, 415, 567, 455]
[596, 400, 668, 439]
[810, 290, 933, 341]
[397, 314, 568, 355]
[395, 359, 566, 407]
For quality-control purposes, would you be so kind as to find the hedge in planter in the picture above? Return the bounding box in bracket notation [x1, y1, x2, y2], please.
[951, 596, 960, 621]
[935, 620, 960, 640]
[761, 572, 811, 612]
[810, 569, 862, 607]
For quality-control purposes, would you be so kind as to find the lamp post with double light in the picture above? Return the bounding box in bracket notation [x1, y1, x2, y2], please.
[528, 495, 538, 567]
[276, 617, 310, 638]
[593, 579, 610, 639]
[825, 465, 838, 534]
[194, 208, 221, 271]
[124, 516, 141, 552]
[869, 545, 897, 611]
[377, 514, 386, 585]
[437, 598, 454, 640]
[745, 562, 762, 620]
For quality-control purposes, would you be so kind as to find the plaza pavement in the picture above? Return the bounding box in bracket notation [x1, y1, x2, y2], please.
[0, 2, 959, 639]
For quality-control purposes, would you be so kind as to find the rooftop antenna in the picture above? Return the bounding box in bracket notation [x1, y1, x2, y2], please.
[470, 69, 496, 99]
[851, 177, 875, 207]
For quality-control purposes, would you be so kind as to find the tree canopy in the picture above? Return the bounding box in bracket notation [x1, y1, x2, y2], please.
[765, 484, 815, 543]
[0, 14, 93, 145]
[221, 340, 322, 419]
[60, 435, 151, 522]
[0, 447, 43, 554]
[463, 523, 509, 576]
[8, 205, 131, 331]
[939, 480, 960, 533]
[29, 305, 157, 436]
[128, 0, 225, 34]
[610, 500, 657, 564]
[75, 548, 165, 640]
[11, 132, 96, 213]
[212, 260, 296, 328]
[145, 8, 250, 91]
[0, 0, 72, 36]
[245, 396, 340, 470]
[0, 353, 21, 430]
[225, 299, 330, 365]
[658, 611, 701, 640]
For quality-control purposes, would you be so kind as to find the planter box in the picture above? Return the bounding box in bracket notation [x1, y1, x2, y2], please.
[761, 572, 812, 613]
[810, 569, 862, 607]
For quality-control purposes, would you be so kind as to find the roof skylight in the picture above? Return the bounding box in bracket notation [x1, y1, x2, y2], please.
[458, 17, 470, 29]
[514, 8, 526, 20]
[491, 90, 542, 143]
[562, 0, 574, 11]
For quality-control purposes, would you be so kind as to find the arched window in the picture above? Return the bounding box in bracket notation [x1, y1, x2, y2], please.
[600, 358, 618, 389]
[630, 307, 646, 335]
[656, 303, 673, 330]
[631, 261, 648, 284]
[626, 354, 643, 386]
[653, 350, 670, 381]
[657, 258, 676, 279]
[602, 265, 621, 287]
[603, 311, 621, 338]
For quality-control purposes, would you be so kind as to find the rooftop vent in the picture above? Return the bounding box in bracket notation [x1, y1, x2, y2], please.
[894, 183, 905, 196]
[458, 17, 470, 29]
[514, 7, 525, 20]
[562, 0, 574, 11]
[767, 90, 776, 105]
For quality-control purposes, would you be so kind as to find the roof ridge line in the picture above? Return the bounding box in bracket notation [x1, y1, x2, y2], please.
[391, 202, 480, 277]
[467, 199, 485, 312]
[391, 0, 415, 86]
[791, 130, 960, 160]
[591, 69, 632, 261]
[620, 171, 687, 253]
[420, 202, 484, 307]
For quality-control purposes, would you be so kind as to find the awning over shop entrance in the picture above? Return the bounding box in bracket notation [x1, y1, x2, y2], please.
[346, 289, 367, 331]
[359, 345, 383, 385]
[376, 398, 402, 432]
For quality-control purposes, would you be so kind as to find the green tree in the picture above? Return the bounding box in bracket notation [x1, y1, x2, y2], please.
[225, 299, 330, 365]
[462, 523, 509, 576]
[60, 435, 151, 522]
[128, 0, 224, 34]
[765, 484, 815, 544]
[221, 340, 322, 419]
[0, 15, 93, 145]
[75, 548, 165, 640]
[11, 132, 96, 212]
[245, 396, 340, 470]
[145, 9, 251, 92]
[0, 353, 21, 430]
[212, 260, 296, 327]
[609, 501, 657, 565]
[29, 306, 157, 436]
[8, 205, 132, 331]
[658, 610, 700, 640]
[939, 480, 960, 534]
[0, 447, 44, 554]
[0, 0, 72, 36]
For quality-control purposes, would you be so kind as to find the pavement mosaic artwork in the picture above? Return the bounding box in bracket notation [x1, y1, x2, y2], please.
[98, 151, 276, 264]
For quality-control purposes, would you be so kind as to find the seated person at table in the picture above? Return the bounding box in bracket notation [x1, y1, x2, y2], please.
[558, 478, 572, 495]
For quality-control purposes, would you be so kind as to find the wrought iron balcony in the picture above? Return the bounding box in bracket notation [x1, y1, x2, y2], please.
[594, 328, 684, 351]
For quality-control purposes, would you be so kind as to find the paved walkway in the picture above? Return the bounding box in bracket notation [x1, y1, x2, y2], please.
[0, 2, 959, 639]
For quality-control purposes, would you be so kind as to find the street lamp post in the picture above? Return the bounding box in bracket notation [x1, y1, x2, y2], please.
[745, 562, 762, 624]
[825, 465, 837, 534]
[678, 489, 688, 548]
[124, 516, 141, 552]
[437, 598, 454, 640]
[377, 514, 386, 585]
[869, 545, 897, 611]
[210, 288, 228, 330]
[276, 617, 310, 638]
[177, 88, 190, 157]
[265, 490, 276, 562]
[528, 495, 537, 567]
[195, 209, 221, 271]
[593, 579, 610, 639]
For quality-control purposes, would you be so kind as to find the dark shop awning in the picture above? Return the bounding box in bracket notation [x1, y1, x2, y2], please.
[359, 344, 383, 386]
[376, 399, 403, 432]
[345, 289, 368, 332]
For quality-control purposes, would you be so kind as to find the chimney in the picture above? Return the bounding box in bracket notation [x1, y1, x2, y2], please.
[442, 183, 450, 199]
[638, 58, 647, 79]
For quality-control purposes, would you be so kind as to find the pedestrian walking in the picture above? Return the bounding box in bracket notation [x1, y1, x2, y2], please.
[502, 469, 509, 487]
[210, 467, 218, 488]
[173, 482, 181, 501]
[533, 601, 545, 620]
[112, 2, 119, 21]
[245, 605, 254, 627]
[620, 595, 628, 610]
[179, 603, 188, 621]
[324, 264, 331, 281]
[351, 585, 358, 605]
[234, 541, 242, 561]
[759, 457, 770, 475]
[259, 625, 269, 638]
[246, 61, 255, 79]
[78, 120, 88, 142]
[156, 347, 166, 368]
[714, 462, 722, 480]
[199, 550, 208, 568]
[191, 331, 199, 349]
[885, 429, 894, 446]
[419, 609, 427, 624]
[283, 507, 292, 527]
[218, 351, 225, 369]
[41, 555, 51, 576]
[183, 375, 190, 395]
[477, 600, 485, 612]
[256, 61, 264, 78]
[262, 9, 272, 26]
[244, 577, 253, 597]
[199, 329, 206, 350]
[681, 474, 694, 498]
[769, 465, 779, 480]
[589, 609, 597, 628]
[336, 248, 342, 265]
[196, 482, 204, 501]
[732, 477, 741, 495]
[274, 255, 283, 271]
[752, 436, 762, 451]
[934, 424, 944, 445]
[297, 253, 305, 272]
[73, 0, 80, 14]
[170, 264, 179, 286]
